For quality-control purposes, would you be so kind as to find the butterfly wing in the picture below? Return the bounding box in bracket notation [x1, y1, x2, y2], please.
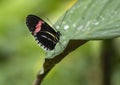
[26, 14, 60, 50]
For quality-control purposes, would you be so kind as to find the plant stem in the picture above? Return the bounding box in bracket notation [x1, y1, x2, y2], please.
[33, 40, 88, 85]
[101, 39, 116, 85]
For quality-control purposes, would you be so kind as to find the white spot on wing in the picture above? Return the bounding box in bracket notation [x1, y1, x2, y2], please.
[33, 36, 50, 51]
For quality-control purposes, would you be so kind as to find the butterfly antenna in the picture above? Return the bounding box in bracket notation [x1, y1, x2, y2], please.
[45, 17, 58, 31]
[57, 10, 68, 50]
[46, 10, 68, 50]
[45, 10, 68, 31]
[58, 10, 68, 30]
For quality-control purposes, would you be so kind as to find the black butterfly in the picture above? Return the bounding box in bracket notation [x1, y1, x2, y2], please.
[26, 15, 61, 51]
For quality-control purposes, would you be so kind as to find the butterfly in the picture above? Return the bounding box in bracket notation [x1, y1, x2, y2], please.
[26, 15, 61, 51]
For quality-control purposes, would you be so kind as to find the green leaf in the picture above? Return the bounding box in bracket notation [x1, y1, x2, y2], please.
[46, 0, 120, 58]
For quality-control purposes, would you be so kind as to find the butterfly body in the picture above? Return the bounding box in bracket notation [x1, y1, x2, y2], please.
[26, 15, 60, 50]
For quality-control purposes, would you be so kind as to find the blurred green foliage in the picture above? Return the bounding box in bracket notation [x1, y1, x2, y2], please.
[0, 0, 120, 85]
